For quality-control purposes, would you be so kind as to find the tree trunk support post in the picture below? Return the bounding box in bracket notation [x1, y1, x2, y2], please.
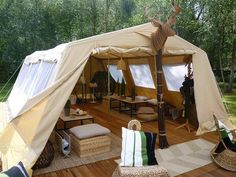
[156, 49, 169, 149]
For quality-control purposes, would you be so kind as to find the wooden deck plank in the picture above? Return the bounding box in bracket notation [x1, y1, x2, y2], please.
[32, 103, 233, 177]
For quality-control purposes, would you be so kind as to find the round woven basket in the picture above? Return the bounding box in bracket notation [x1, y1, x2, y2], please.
[33, 140, 55, 169]
[137, 113, 158, 121]
[211, 146, 236, 171]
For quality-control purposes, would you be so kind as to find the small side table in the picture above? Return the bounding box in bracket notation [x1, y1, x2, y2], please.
[57, 114, 94, 130]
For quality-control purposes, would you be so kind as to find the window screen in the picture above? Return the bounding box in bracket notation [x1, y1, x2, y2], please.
[7, 61, 56, 118]
[162, 64, 186, 91]
[129, 64, 155, 88]
[108, 64, 125, 83]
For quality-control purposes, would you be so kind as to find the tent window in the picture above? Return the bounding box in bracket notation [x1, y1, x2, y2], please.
[129, 64, 155, 88]
[108, 64, 125, 83]
[162, 64, 186, 92]
[7, 61, 56, 117]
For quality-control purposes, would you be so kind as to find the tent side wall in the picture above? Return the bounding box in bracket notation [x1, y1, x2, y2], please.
[192, 50, 232, 134]
[0, 44, 91, 173]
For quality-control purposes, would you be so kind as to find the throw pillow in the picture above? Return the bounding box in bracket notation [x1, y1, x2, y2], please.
[120, 127, 158, 167]
[220, 128, 236, 152]
[218, 120, 233, 140]
[0, 162, 29, 177]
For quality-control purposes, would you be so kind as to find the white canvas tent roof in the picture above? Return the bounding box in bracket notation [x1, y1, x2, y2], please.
[0, 23, 233, 175]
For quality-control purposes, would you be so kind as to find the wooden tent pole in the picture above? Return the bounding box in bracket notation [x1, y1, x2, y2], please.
[145, 0, 180, 149]
[156, 49, 169, 149]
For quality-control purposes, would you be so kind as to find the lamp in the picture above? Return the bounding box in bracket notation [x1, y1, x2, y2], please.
[89, 82, 97, 103]
[117, 58, 126, 70]
[79, 75, 86, 84]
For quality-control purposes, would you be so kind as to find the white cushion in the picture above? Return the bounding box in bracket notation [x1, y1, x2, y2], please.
[69, 123, 110, 139]
[120, 127, 158, 167]
[135, 96, 148, 101]
[147, 99, 157, 105]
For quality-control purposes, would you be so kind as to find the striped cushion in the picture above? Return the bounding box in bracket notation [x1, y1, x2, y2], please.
[120, 127, 158, 167]
[0, 162, 29, 177]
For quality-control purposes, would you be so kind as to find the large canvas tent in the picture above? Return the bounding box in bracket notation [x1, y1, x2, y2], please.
[0, 23, 234, 175]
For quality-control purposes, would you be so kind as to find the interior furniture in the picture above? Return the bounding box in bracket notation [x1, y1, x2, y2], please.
[32, 140, 54, 169]
[136, 106, 158, 121]
[110, 95, 147, 117]
[210, 116, 236, 171]
[89, 82, 97, 103]
[57, 112, 94, 130]
[55, 130, 71, 157]
[69, 123, 111, 157]
[112, 119, 169, 177]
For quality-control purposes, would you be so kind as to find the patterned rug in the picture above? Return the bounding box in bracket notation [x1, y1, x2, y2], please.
[33, 133, 121, 175]
[115, 139, 215, 177]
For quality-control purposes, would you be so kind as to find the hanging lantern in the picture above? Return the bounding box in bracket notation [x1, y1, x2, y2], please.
[117, 58, 126, 70]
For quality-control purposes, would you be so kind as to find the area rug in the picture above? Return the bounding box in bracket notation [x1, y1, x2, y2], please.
[115, 138, 215, 177]
[33, 133, 121, 175]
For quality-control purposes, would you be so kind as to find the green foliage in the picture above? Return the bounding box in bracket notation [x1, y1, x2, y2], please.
[224, 89, 236, 126]
[0, 83, 13, 101]
[0, 0, 235, 90]
[224, 90, 236, 116]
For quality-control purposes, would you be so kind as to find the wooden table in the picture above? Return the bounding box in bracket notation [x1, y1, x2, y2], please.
[110, 95, 147, 117]
[58, 113, 94, 130]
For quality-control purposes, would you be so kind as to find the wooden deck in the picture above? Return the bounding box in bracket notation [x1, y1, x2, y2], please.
[34, 103, 235, 177]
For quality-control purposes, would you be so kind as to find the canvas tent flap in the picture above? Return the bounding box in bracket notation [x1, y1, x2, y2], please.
[1, 47, 90, 174]
[0, 102, 8, 136]
[24, 43, 68, 64]
[91, 46, 154, 59]
[192, 50, 234, 134]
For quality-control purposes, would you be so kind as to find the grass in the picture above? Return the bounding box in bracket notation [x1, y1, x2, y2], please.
[223, 89, 236, 126]
[0, 83, 13, 102]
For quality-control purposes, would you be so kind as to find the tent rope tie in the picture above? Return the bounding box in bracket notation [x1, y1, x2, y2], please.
[159, 130, 167, 136]
[0, 60, 23, 102]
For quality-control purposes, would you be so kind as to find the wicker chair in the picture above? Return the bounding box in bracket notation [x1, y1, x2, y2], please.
[210, 116, 236, 171]
[112, 120, 169, 177]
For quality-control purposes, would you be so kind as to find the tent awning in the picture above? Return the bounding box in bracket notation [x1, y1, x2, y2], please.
[91, 46, 196, 59]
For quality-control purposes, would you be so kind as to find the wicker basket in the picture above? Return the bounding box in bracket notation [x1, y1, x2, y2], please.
[211, 145, 236, 171]
[70, 134, 111, 157]
[210, 116, 236, 171]
[33, 140, 54, 169]
[112, 165, 169, 177]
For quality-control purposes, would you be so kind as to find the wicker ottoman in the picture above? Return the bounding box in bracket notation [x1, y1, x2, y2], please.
[112, 165, 169, 177]
[69, 124, 111, 157]
[136, 107, 157, 121]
